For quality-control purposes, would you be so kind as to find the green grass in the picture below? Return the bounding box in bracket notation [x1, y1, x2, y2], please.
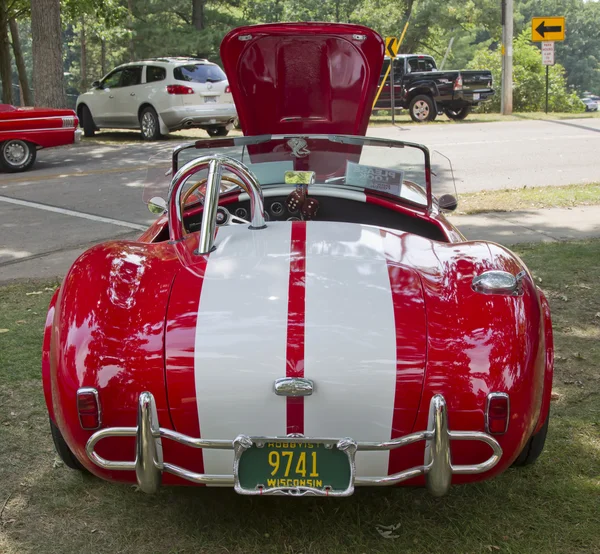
[456, 183, 600, 215]
[1, 241, 599, 553]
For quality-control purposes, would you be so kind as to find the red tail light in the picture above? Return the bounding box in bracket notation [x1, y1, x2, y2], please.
[454, 74, 463, 91]
[167, 85, 194, 95]
[486, 393, 509, 435]
[77, 388, 101, 430]
[225, 85, 231, 94]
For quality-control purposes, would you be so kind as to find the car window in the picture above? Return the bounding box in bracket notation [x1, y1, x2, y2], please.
[174, 64, 226, 83]
[146, 66, 166, 83]
[380, 58, 405, 83]
[121, 66, 143, 87]
[408, 58, 436, 72]
[101, 69, 123, 89]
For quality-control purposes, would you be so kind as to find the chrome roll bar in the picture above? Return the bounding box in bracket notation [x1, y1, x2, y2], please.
[86, 393, 503, 497]
[167, 154, 266, 252]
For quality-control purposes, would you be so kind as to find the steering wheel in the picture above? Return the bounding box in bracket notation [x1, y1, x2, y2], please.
[181, 174, 246, 209]
[168, 155, 266, 249]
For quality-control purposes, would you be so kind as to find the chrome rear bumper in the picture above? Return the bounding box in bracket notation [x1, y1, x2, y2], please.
[86, 393, 502, 497]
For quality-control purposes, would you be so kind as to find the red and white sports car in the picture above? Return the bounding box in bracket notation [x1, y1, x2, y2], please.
[0, 103, 81, 172]
[43, 23, 553, 497]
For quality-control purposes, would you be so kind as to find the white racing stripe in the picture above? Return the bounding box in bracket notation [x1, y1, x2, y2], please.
[303, 222, 397, 477]
[0, 195, 147, 230]
[194, 222, 292, 476]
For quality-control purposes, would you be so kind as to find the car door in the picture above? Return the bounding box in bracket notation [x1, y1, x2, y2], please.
[110, 66, 144, 127]
[93, 69, 124, 127]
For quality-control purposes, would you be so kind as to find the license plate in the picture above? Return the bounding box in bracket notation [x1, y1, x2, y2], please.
[234, 438, 355, 496]
[204, 96, 218, 103]
[473, 93, 480, 100]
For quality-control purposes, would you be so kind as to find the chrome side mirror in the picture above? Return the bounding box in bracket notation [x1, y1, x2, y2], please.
[438, 194, 458, 212]
[148, 196, 167, 214]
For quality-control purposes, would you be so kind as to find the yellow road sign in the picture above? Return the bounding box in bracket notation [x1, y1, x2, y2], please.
[385, 36, 399, 58]
[531, 17, 565, 42]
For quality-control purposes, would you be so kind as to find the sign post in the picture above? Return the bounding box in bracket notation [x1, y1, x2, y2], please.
[385, 36, 399, 125]
[531, 17, 564, 114]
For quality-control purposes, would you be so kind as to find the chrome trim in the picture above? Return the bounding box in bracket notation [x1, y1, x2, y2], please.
[62, 116, 76, 128]
[485, 392, 510, 435]
[85, 393, 503, 496]
[77, 387, 102, 430]
[168, 154, 266, 247]
[74, 129, 83, 143]
[274, 377, 314, 397]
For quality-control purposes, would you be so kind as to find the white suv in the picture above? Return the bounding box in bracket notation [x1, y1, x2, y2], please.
[76, 58, 238, 140]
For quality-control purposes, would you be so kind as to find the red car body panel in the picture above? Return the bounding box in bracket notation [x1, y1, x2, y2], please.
[42, 23, 553, 492]
[0, 104, 79, 148]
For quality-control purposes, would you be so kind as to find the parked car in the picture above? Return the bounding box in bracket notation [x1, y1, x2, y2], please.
[76, 57, 238, 140]
[0, 104, 81, 172]
[374, 54, 494, 122]
[581, 97, 598, 112]
[46, 23, 552, 498]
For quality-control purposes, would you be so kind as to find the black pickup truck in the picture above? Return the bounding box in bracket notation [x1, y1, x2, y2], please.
[374, 54, 494, 122]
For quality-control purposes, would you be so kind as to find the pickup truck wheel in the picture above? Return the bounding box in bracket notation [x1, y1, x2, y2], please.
[512, 414, 549, 467]
[80, 105, 96, 137]
[0, 139, 37, 172]
[49, 419, 87, 472]
[409, 95, 436, 122]
[140, 107, 162, 141]
[206, 126, 229, 137]
[444, 106, 472, 121]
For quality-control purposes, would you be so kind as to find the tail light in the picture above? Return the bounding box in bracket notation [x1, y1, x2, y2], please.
[62, 116, 76, 128]
[77, 387, 101, 430]
[486, 393, 509, 435]
[225, 85, 231, 94]
[167, 85, 194, 95]
[454, 74, 463, 91]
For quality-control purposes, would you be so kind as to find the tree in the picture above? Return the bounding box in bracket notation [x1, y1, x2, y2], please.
[31, 0, 64, 107]
[9, 17, 32, 105]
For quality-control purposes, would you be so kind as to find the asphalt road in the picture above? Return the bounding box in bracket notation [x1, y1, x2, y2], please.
[1, 117, 600, 281]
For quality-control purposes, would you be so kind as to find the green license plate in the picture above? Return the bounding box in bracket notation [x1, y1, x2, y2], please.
[236, 439, 352, 495]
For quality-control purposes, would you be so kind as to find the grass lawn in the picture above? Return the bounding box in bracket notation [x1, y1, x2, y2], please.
[456, 183, 600, 215]
[1, 241, 599, 553]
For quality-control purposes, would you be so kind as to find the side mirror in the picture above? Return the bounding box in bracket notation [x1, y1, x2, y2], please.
[148, 197, 167, 214]
[91, 80, 101, 89]
[438, 194, 458, 212]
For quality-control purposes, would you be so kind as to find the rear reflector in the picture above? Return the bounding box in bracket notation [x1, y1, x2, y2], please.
[167, 85, 194, 95]
[486, 393, 509, 435]
[77, 387, 101, 430]
[454, 74, 463, 91]
[225, 85, 231, 94]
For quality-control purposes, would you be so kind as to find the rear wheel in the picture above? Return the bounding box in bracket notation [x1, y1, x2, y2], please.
[409, 95, 437, 122]
[0, 139, 37, 172]
[49, 419, 87, 471]
[80, 104, 96, 137]
[140, 106, 162, 141]
[206, 126, 229, 137]
[512, 414, 549, 467]
[444, 106, 471, 121]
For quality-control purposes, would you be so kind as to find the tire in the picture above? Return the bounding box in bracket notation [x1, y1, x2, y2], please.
[0, 139, 37, 172]
[49, 418, 87, 471]
[409, 95, 437, 122]
[80, 104, 96, 137]
[444, 106, 472, 121]
[512, 414, 549, 467]
[206, 126, 230, 137]
[139, 106, 162, 140]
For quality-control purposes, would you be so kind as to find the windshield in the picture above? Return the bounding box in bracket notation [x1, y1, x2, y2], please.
[144, 135, 456, 211]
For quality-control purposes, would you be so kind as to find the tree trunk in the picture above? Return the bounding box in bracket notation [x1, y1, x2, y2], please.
[192, 0, 205, 31]
[31, 0, 64, 108]
[101, 37, 106, 76]
[9, 19, 32, 105]
[80, 16, 87, 91]
[127, 0, 134, 61]
[0, 0, 13, 104]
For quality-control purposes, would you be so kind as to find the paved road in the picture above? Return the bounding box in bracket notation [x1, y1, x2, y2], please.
[1, 118, 600, 281]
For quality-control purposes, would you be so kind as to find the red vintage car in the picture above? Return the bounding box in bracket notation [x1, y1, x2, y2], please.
[0, 103, 81, 172]
[43, 23, 553, 498]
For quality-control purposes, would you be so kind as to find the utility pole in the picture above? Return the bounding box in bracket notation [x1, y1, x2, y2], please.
[501, 0, 513, 114]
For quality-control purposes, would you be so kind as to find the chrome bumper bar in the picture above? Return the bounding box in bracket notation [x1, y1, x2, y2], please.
[86, 393, 502, 497]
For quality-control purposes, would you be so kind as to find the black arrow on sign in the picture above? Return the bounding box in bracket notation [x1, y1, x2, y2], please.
[536, 21, 562, 37]
[386, 38, 397, 58]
